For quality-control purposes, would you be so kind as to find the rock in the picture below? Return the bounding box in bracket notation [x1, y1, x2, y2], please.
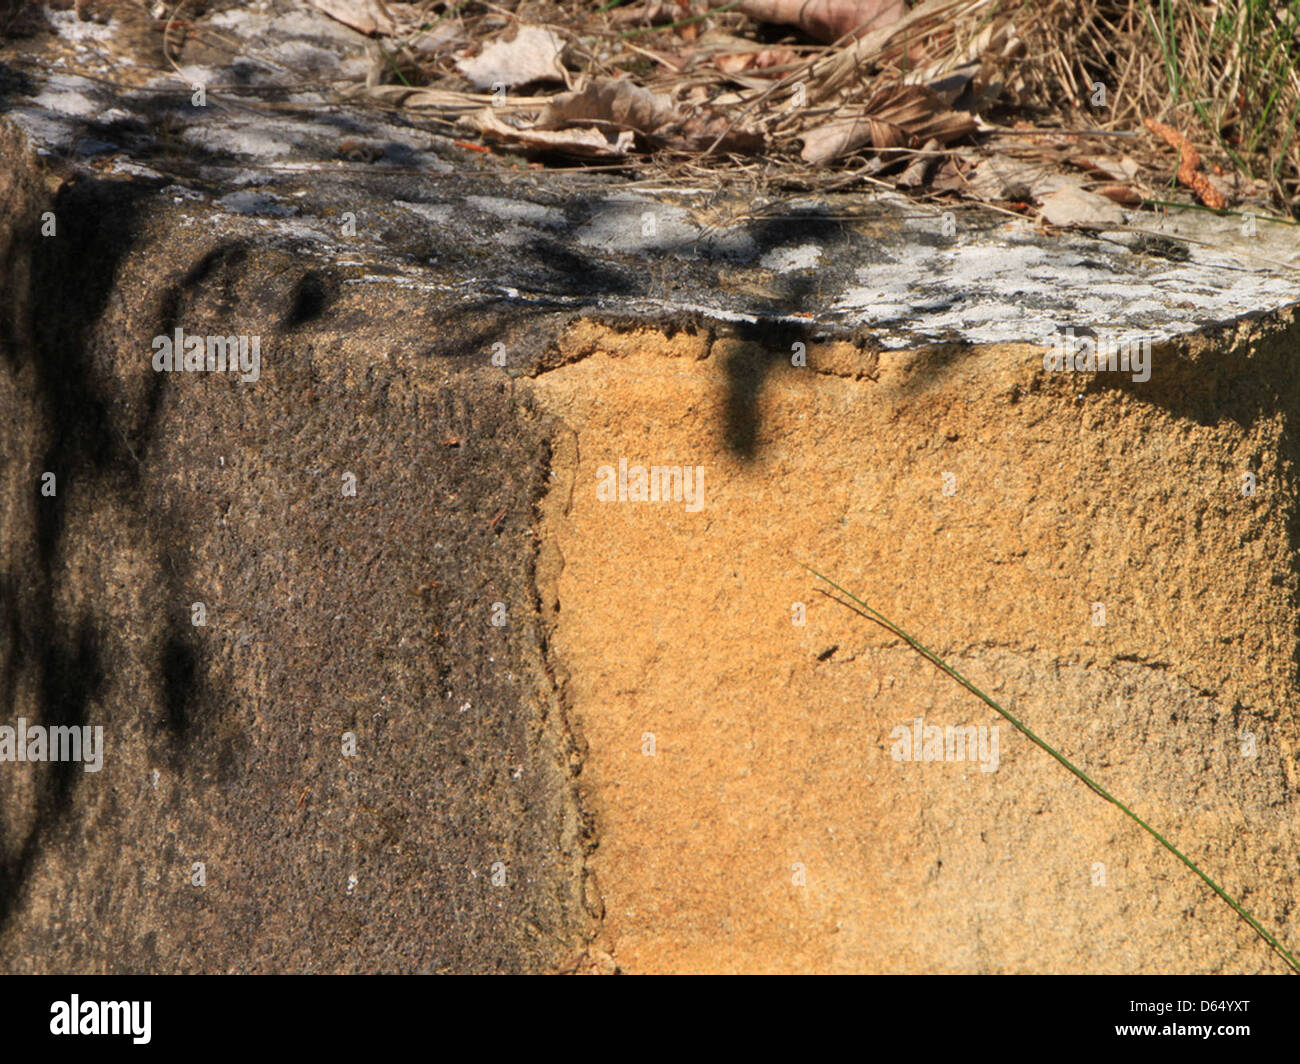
[2, 0, 1299, 975]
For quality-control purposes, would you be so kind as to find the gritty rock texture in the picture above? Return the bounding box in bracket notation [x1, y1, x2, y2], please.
[0, 118, 588, 973]
[1, 1, 1299, 974]
[532, 321, 1300, 973]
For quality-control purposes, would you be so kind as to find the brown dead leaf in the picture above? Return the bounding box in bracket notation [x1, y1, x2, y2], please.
[964, 150, 1075, 203]
[1067, 153, 1142, 184]
[895, 136, 943, 187]
[911, 60, 980, 106]
[1093, 183, 1143, 206]
[309, 0, 397, 37]
[365, 85, 493, 112]
[731, 0, 904, 44]
[662, 112, 766, 153]
[638, 48, 694, 73]
[1038, 184, 1125, 227]
[406, 23, 468, 57]
[536, 79, 761, 154]
[928, 155, 969, 193]
[456, 25, 567, 90]
[813, 0, 986, 101]
[800, 84, 974, 165]
[537, 78, 680, 136]
[460, 108, 635, 158]
[715, 47, 801, 75]
[611, 0, 682, 25]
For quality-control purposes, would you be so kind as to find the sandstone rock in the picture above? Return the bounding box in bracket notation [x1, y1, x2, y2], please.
[2, 0, 1298, 975]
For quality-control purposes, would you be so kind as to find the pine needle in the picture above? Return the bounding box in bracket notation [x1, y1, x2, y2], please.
[801, 562, 1300, 975]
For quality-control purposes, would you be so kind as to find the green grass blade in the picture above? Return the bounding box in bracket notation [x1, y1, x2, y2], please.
[800, 562, 1300, 975]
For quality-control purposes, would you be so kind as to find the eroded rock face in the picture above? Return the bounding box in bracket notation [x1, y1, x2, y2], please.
[1, 2, 1299, 974]
[0, 120, 588, 974]
[532, 321, 1300, 973]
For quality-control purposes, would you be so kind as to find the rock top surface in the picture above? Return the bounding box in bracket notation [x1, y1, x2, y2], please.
[6, 1, 1298, 349]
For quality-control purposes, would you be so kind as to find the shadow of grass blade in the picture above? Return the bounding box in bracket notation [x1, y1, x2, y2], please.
[800, 562, 1300, 975]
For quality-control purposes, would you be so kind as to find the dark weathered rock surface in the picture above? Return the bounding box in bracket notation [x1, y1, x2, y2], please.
[0, 109, 590, 972]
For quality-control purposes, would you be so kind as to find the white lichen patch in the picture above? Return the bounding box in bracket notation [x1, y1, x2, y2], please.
[760, 244, 824, 272]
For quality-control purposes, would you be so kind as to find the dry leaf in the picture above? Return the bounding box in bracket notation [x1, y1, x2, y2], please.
[1093, 183, 1143, 206]
[406, 23, 468, 57]
[801, 116, 905, 163]
[460, 108, 635, 158]
[456, 25, 567, 90]
[928, 156, 969, 193]
[535, 79, 761, 153]
[814, 0, 986, 101]
[896, 136, 943, 187]
[800, 84, 974, 164]
[1038, 185, 1126, 227]
[538, 78, 680, 135]
[1068, 153, 1142, 183]
[662, 112, 766, 153]
[309, 0, 398, 37]
[906, 60, 980, 106]
[365, 85, 491, 112]
[965, 152, 1075, 202]
[639, 48, 694, 73]
[715, 47, 801, 75]
[731, 0, 904, 44]
[611, 0, 682, 25]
